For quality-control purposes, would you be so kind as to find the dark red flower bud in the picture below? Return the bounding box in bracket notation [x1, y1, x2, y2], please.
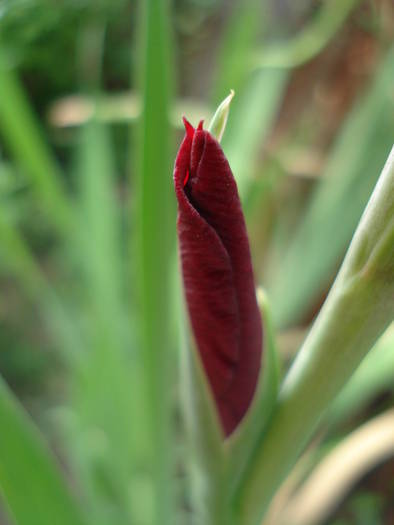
[174, 118, 263, 437]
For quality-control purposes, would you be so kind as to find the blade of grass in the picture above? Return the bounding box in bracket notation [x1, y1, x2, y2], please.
[132, 0, 175, 523]
[0, 51, 73, 232]
[0, 375, 88, 525]
[269, 47, 394, 327]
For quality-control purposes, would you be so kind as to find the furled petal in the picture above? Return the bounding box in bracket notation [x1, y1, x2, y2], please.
[174, 119, 262, 436]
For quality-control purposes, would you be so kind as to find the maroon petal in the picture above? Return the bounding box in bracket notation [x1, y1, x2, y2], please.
[174, 119, 262, 437]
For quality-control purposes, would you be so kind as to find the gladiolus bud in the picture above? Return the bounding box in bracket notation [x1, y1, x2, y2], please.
[174, 118, 262, 436]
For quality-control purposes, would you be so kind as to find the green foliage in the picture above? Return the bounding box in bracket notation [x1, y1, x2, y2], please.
[0, 0, 132, 98]
[0, 376, 89, 525]
[0, 51, 72, 232]
[0, 1, 393, 525]
[132, 1, 175, 523]
[269, 46, 394, 327]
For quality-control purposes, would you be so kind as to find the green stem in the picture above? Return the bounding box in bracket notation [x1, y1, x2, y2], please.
[235, 146, 394, 525]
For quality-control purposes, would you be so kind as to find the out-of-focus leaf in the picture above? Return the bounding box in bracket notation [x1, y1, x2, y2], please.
[211, 2, 261, 104]
[327, 324, 394, 426]
[278, 409, 394, 525]
[0, 209, 44, 295]
[211, 2, 287, 203]
[75, 121, 124, 351]
[0, 376, 88, 525]
[65, 120, 134, 525]
[253, 0, 362, 69]
[0, 209, 80, 361]
[0, 51, 72, 232]
[269, 47, 394, 327]
[222, 68, 287, 202]
[212, 0, 361, 206]
[132, 0, 175, 524]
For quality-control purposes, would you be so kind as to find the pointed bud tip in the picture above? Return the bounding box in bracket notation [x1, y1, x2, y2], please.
[208, 89, 235, 142]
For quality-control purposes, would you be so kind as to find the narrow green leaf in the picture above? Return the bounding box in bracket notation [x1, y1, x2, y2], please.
[214, 0, 361, 208]
[0, 376, 88, 525]
[132, 0, 175, 523]
[211, 1, 287, 202]
[252, 0, 362, 68]
[64, 120, 134, 524]
[0, 209, 81, 362]
[222, 68, 287, 202]
[0, 51, 73, 232]
[211, 2, 261, 105]
[76, 121, 124, 348]
[269, 47, 394, 327]
[0, 210, 44, 295]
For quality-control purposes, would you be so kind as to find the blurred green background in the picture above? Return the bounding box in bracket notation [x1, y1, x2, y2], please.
[0, 1, 393, 524]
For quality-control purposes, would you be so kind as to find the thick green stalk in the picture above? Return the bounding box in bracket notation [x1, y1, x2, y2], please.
[235, 146, 394, 525]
